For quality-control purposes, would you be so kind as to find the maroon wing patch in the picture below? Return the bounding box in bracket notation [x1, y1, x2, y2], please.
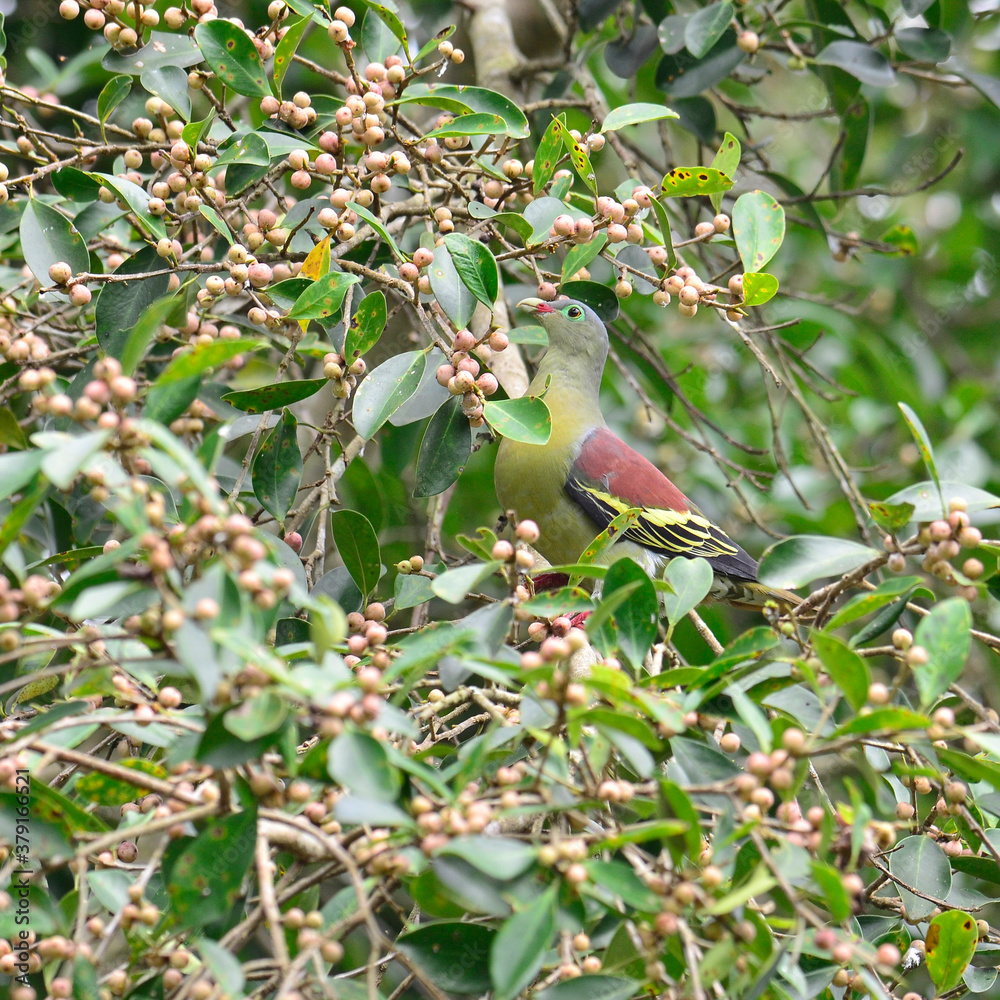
[567, 427, 760, 581]
[572, 427, 690, 512]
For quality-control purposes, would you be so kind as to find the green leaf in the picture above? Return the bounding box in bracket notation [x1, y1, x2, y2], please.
[535, 977, 638, 1000]
[832, 707, 930, 737]
[68, 581, 147, 622]
[523, 194, 577, 246]
[709, 132, 741, 211]
[252, 408, 301, 524]
[423, 112, 512, 139]
[394, 571, 436, 610]
[0, 476, 47, 559]
[197, 940, 245, 999]
[603, 558, 659, 667]
[222, 378, 327, 414]
[214, 126, 269, 165]
[328, 730, 401, 801]
[273, 16, 310, 96]
[194, 19, 272, 97]
[490, 886, 557, 1000]
[732, 190, 785, 273]
[430, 240, 476, 327]
[884, 481, 1000, 521]
[913, 596, 971, 707]
[571, 510, 642, 587]
[810, 861, 853, 922]
[926, 910, 978, 993]
[414, 397, 471, 498]
[344, 291, 386, 360]
[868, 500, 916, 533]
[757, 535, 880, 589]
[72, 956, 100, 1000]
[815, 40, 896, 87]
[155, 338, 268, 384]
[647, 195, 677, 269]
[397, 923, 495, 994]
[658, 13, 692, 54]
[145, 375, 202, 426]
[466, 201, 533, 241]
[103, 30, 203, 75]
[896, 27, 951, 63]
[198, 204, 233, 243]
[86, 172, 167, 240]
[585, 858, 663, 910]
[444, 232, 498, 308]
[552, 116, 597, 195]
[414, 25, 456, 63]
[655, 30, 745, 99]
[431, 561, 502, 604]
[810, 631, 870, 711]
[0, 407, 27, 450]
[685, 2, 734, 58]
[165, 807, 257, 929]
[704, 864, 777, 916]
[439, 836, 535, 878]
[483, 395, 551, 445]
[660, 556, 713, 627]
[286, 271, 360, 322]
[358, 0, 410, 59]
[50, 166, 100, 202]
[741, 271, 778, 306]
[395, 83, 529, 138]
[559, 279, 620, 323]
[347, 199, 406, 259]
[119, 295, 176, 377]
[826, 576, 924, 630]
[831, 97, 870, 192]
[20, 197, 90, 285]
[329, 508, 381, 599]
[898, 402, 942, 509]
[658, 780, 702, 860]
[939, 745, 1000, 792]
[661, 166, 733, 197]
[39, 429, 111, 490]
[96, 74, 131, 140]
[224, 691, 289, 740]
[95, 246, 172, 359]
[889, 834, 951, 921]
[601, 102, 678, 132]
[880, 223, 919, 256]
[140, 64, 192, 121]
[562, 233, 608, 282]
[353, 350, 426, 440]
[533, 116, 564, 196]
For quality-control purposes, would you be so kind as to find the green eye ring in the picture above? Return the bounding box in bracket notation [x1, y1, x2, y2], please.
[566, 305, 583, 319]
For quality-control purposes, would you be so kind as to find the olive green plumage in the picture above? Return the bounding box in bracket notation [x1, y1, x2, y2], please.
[494, 297, 799, 610]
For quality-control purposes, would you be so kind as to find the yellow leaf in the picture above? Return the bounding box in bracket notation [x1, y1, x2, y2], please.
[297, 236, 331, 331]
[300, 236, 331, 280]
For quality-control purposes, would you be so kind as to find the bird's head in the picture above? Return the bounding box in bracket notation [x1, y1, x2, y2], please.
[517, 297, 608, 366]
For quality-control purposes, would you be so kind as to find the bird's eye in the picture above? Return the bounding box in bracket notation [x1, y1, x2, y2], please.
[567, 306, 582, 318]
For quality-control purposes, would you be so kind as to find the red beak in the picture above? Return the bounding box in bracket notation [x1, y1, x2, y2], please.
[517, 297, 555, 314]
